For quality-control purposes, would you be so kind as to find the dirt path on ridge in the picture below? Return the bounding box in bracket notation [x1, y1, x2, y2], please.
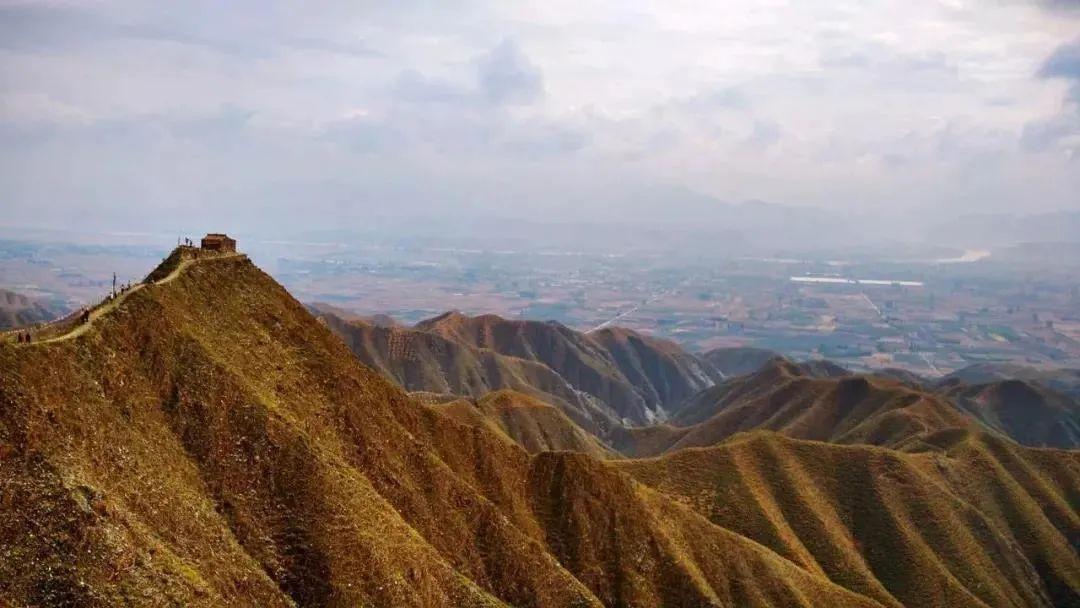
[6, 252, 242, 347]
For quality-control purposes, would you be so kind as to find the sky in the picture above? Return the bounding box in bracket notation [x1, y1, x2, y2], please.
[0, 0, 1078, 234]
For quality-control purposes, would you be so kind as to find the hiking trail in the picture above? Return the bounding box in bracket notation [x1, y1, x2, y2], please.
[5, 251, 244, 347]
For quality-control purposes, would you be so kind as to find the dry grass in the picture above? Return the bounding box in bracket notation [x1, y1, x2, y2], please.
[613, 360, 975, 457]
[942, 379, 1080, 448]
[617, 431, 1080, 607]
[318, 312, 620, 435]
[0, 250, 887, 607]
[429, 390, 617, 459]
[413, 311, 715, 424]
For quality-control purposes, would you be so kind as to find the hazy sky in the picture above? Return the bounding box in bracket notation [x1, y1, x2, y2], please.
[1, 1, 1078, 232]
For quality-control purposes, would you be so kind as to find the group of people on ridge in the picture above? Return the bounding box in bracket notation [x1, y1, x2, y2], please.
[8, 265, 151, 346]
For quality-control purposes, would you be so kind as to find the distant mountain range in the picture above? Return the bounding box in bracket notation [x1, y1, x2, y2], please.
[0, 288, 66, 330]
[1, 249, 1077, 607]
[314, 308, 721, 429]
[315, 307, 1080, 454]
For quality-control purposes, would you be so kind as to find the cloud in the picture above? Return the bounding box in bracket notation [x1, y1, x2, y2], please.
[476, 39, 544, 105]
[1, 0, 1079, 232]
[817, 43, 960, 90]
[679, 86, 748, 112]
[746, 120, 782, 149]
[1021, 113, 1079, 154]
[0, 3, 382, 59]
[1036, 0, 1080, 16]
[393, 70, 471, 104]
[1023, 38, 1080, 158]
[323, 115, 406, 154]
[1039, 38, 1080, 81]
[498, 121, 589, 158]
[283, 36, 381, 58]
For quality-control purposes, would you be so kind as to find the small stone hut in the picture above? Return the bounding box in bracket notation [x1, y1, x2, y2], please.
[200, 233, 237, 252]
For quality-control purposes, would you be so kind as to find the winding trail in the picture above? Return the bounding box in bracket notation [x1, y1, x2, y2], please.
[6, 252, 242, 347]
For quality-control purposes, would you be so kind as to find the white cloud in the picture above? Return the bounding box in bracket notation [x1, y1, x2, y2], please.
[476, 39, 545, 105]
[0, 0, 1077, 233]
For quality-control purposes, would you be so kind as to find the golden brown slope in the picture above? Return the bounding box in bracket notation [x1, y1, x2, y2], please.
[317, 312, 619, 434]
[430, 390, 616, 458]
[414, 311, 718, 424]
[523, 451, 881, 608]
[702, 346, 781, 377]
[941, 378, 1080, 448]
[617, 431, 1080, 608]
[0, 251, 880, 608]
[942, 363, 1080, 398]
[613, 359, 973, 457]
[588, 327, 721, 412]
[307, 301, 398, 327]
[2, 255, 524, 607]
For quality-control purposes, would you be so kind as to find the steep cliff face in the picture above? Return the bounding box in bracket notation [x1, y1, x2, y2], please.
[0, 252, 882, 608]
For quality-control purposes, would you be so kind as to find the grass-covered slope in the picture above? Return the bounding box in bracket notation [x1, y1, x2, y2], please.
[317, 312, 619, 434]
[942, 379, 1080, 448]
[429, 390, 616, 458]
[0, 252, 881, 607]
[588, 327, 721, 413]
[613, 360, 973, 457]
[320, 309, 722, 429]
[618, 431, 1080, 608]
[702, 346, 781, 377]
[414, 311, 718, 424]
[942, 363, 1080, 398]
[416, 312, 650, 422]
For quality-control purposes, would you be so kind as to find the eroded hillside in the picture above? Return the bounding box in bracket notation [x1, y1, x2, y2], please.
[320, 309, 721, 427]
[611, 359, 976, 457]
[617, 431, 1080, 607]
[0, 251, 887, 608]
[942, 378, 1080, 448]
[426, 390, 616, 458]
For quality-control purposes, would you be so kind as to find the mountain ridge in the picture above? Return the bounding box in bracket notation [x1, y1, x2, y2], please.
[611, 359, 975, 457]
[0, 250, 887, 607]
[617, 429, 1080, 607]
[321, 308, 721, 427]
